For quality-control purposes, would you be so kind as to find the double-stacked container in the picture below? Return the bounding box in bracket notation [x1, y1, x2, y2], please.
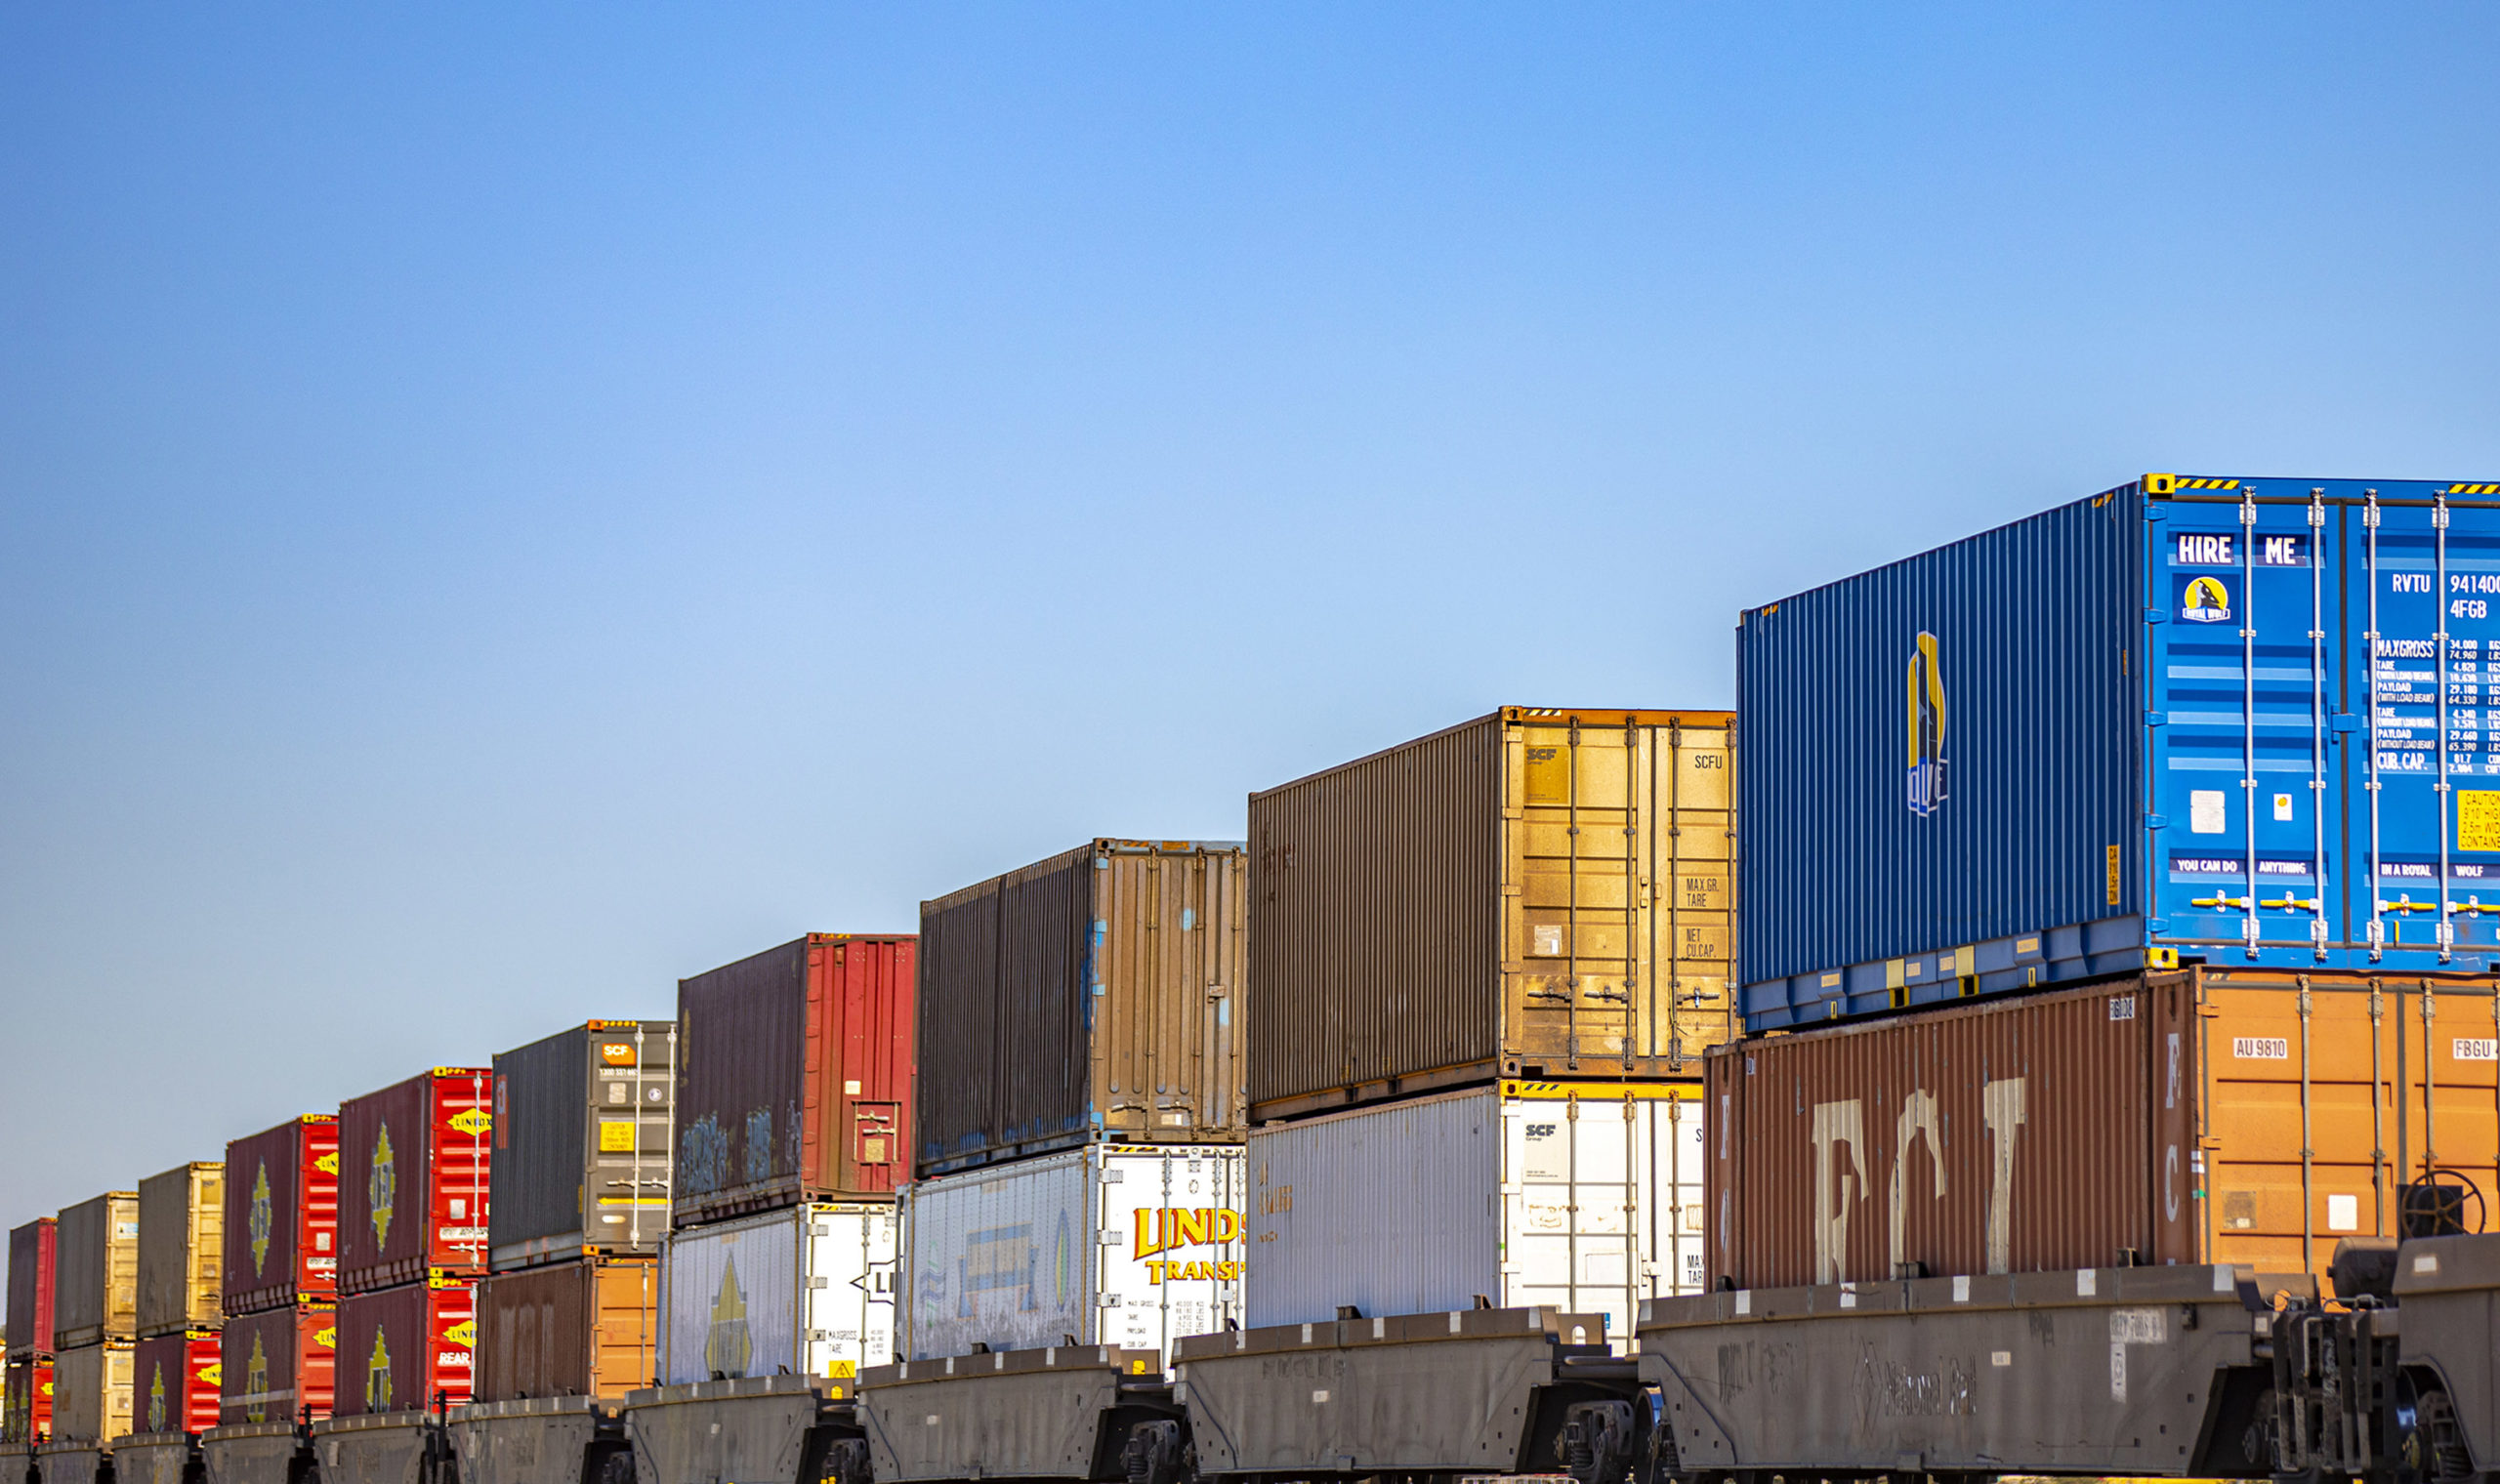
[901, 842, 1251, 1366]
[477, 1019, 673, 1402]
[5, 1219, 56, 1445]
[214, 1116, 339, 1427]
[121, 1162, 225, 1475]
[40, 1194, 139, 1484]
[1721, 473, 2500, 1300]
[331, 1070, 492, 1419]
[1240, 711, 1734, 1345]
[659, 936, 913, 1388]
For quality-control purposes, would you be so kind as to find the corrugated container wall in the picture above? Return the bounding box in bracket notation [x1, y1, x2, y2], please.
[1741, 474, 2500, 1030]
[7, 1221, 55, 1359]
[218, 1302, 335, 1425]
[476, 1257, 656, 1401]
[50, 1342, 131, 1445]
[52, 1198, 137, 1349]
[1708, 969, 2500, 1295]
[1245, 1081, 1706, 1340]
[656, 1203, 895, 1385]
[3, 1356, 52, 1442]
[1250, 709, 1735, 1120]
[331, 1280, 475, 1418]
[222, 1117, 338, 1316]
[336, 1071, 493, 1293]
[492, 1021, 675, 1268]
[131, 1332, 219, 1436]
[674, 936, 913, 1225]
[916, 842, 1246, 1176]
[136, 1166, 222, 1337]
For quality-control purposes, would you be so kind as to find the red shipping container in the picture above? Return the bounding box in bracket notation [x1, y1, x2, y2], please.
[7, 1219, 55, 1358]
[131, 1331, 219, 1436]
[223, 1116, 340, 1315]
[673, 935, 914, 1223]
[331, 1279, 474, 1419]
[337, 1072, 493, 1293]
[2, 1355, 51, 1442]
[219, 1301, 335, 1426]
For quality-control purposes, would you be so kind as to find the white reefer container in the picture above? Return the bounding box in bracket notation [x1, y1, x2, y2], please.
[657, 1203, 895, 1385]
[900, 1144, 1243, 1364]
[1246, 1081, 1705, 1343]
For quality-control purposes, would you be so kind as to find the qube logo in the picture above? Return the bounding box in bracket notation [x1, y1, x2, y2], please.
[249, 1161, 273, 1276]
[1906, 631, 1947, 817]
[369, 1124, 396, 1250]
[2182, 574, 2231, 624]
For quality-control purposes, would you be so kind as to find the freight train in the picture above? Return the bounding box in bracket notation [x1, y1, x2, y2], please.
[2, 474, 2495, 1484]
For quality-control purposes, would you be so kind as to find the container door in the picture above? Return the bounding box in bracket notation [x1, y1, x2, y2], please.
[1505, 720, 1648, 1068]
[802, 1208, 893, 1381]
[1501, 1094, 1641, 1348]
[1094, 1149, 1245, 1366]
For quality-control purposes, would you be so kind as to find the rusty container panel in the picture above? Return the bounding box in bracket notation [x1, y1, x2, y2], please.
[2, 1355, 52, 1442]
[222, 1116, 339, 1315]
[7, 1220, 55, 1359]
[1250, 708, 1736, 1122]
[492, 1021, 676, 1268]
[915, 842, 1246, 1176]
[218, 1301, 335, 1425]
[136, 1166, 223, 1338]
[475, 1257, 655, 1402]
[52, 1197, 138, 1349]
[330, 1279, 474, 1418]
[1707, 968, 2500, 1295]
[50, 1341, 132, 1445]
[673, 936, 913, 1226]
[337, 1071, 493, 1293]
[130, 1332, 219, 1436]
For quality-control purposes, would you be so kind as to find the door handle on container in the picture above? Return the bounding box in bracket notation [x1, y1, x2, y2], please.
[2191, 895, 2250, 910]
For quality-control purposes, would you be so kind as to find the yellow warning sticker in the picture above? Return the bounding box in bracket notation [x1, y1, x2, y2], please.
[2461, 792, 2500, 852]
[599, 1120, 638, 1153]
[2106, 844, 2122, 906]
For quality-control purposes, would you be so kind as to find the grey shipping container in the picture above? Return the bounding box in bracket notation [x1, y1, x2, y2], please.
[491, 1020, 675, 1270]
[50, 1341, 132, 1445]
[53, 1196, 138, 1349]
[916, 841, 1246, 1176]
[1249, 708, 1736, 1122]
[136, 1165, 223, 1338]
[1741, 473, 2500, 1030]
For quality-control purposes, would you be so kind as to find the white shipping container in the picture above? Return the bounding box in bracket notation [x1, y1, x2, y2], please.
[1246, 1082, 1705, 1343]
[657, 1203, 895, 1385]
[901, 1144, 1243, 1364]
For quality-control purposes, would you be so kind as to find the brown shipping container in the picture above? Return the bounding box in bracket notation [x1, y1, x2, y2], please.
[223, 1116, 340, 1315]
[50, 1342, 131, 1445]
[7, 1220, 55, 1359]
[219, 1301, 335, 1425]
[1709, 969, 2500, 1295]
[492, 1021, 676, 1268]
[674, 937, 912, 1224]
[136, 1165, 223, 1337]
[3, 1355, 53, 1442]
[51, 1197, 137, 1349]
[475, 1257, 655, 1401]
[331, 1279, 475, 1418]
[1249, 708, 1736, 1121]
[130, 1331, 219, 1436]
[917, 841, 1245, 1176]
[337, 1071, 493, 1293]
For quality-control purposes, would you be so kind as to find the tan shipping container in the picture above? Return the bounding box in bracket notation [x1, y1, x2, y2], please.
[1249, 708, 1735, 1121]
[476, 1257, 655, 1402]
[917, 840, 1246, 1175]
[50, 1341, 132, 1445]
[1707, 968, 2500, 1295]
[136, 1165, 222, 1338]
[52, 1197, 137, 1349]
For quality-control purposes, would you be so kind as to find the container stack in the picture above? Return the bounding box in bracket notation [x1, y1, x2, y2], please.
[1719, 473, 2500, 1298]
[1239, 709, 1738, 1343]
[130, 1164, 224, 1441]
[215, 1115, 339, 1428]
[331, 1071, 492, 1420]
[40, 1192, 138, 1484]
[659, 935, 913, 1389]
[899, 841, 1249, 1364]
[476, 1020, 673, 1401]
[4, 1218, 56, 1446]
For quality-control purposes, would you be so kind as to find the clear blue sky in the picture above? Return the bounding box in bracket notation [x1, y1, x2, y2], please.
[4, 6, 2495, 1232]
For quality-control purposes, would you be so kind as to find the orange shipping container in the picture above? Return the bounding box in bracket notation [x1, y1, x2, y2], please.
[1707, 968, 2500, 1294]
[474, 1257, 654, 1402]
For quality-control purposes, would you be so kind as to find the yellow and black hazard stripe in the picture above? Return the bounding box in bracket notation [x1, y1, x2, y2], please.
[2445, 482, 2500, 496]
[2143, 474, 2238, 493]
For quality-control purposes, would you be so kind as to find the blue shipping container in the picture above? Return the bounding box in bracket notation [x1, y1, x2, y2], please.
[1740, 473, 2500, 1029]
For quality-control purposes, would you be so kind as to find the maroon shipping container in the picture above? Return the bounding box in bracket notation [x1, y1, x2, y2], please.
[331, 1280, 474, 1418]
[3, 1354, 53, 1442]
[223, 1116, 340, 1315]
[475, 1257, 655, 1402]
[7, 1219, 55, 1358]
[337, 1072, 493, 1294]
[219, 1301, 335, 1425]
[132, 1331, 219, 1436]
[673, 935, 914, 1224]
